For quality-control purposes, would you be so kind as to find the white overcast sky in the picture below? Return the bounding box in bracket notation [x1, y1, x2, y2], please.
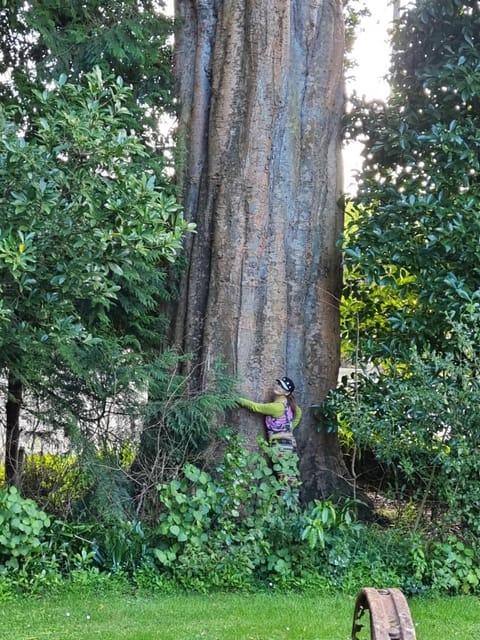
[345, 0, 395, 191]
[349, 0, 393, 100]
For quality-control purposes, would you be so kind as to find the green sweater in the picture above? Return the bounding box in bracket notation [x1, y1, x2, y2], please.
[237, 397, 302, 429]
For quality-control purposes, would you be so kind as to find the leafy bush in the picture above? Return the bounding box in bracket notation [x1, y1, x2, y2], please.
[301, 499, 361, 549]
[152, 437, 297, 589]
[3, 441, 480, 598]
[21, 453, 91, 518]
[0, 486, 51, 570]
[328, 340, 480, 538]
[20, 448, 135, 522]
[428, 537, 480, 595]
[92, 520, 149, 573]
[148, 437, 480, 595]
[150, 437, 364, 591]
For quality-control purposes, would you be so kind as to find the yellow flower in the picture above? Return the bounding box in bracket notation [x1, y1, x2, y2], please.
[18, 243, 25, 253]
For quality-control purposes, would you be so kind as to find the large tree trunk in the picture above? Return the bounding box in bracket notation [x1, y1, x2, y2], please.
[174, 0, 352, 502]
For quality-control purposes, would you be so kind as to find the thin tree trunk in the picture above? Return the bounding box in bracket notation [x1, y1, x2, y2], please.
[393, 1, 401, 21]
[174, 0, 356, 502]
[5, 373, 23, 487]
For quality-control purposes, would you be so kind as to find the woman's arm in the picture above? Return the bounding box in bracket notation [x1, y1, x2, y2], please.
[237, 397, 285, 418]
[292, 406, 302, 429]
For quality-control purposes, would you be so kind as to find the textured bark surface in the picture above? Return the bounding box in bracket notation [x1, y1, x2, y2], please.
[5, 375, 22, 487]
[174, 0, 351, 501]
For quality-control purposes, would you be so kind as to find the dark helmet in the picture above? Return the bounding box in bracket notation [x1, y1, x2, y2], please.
[276, 376, 295, 394]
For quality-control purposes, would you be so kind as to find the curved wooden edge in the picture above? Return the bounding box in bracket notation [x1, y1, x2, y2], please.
[352, 588, 417, 640]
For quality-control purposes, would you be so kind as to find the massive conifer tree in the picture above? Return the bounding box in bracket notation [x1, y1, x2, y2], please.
[173, 0, 351, 502]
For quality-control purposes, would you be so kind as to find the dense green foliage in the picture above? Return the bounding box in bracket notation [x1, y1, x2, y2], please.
[152, 438, 304, 590]
[344, 0, 480, 357]
[0, 486, 51, 571]
[0, 69, 193, 485]
[0, 1, 173, 122]
[0, 68, 190, 362]
[330, 336, 480, 536]
[1, 440, 480, 598]
[336, 0, 480, 541]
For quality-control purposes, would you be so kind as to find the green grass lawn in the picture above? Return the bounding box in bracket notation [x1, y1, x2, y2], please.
[2, 591, 480, 639]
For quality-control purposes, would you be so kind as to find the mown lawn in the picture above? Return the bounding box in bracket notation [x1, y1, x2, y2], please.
[2, 591, 480, 639]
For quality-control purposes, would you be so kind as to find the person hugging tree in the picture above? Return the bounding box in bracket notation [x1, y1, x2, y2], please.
[237, 377, 302, 489]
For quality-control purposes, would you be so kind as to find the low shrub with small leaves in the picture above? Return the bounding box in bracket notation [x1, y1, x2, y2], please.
[427, 537, 480, 595]
[21, 453, 92, 518]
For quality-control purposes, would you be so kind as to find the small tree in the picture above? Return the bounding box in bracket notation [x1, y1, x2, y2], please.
[0, 68, 193, 484]
[337, 0, 480, 532]
[345, 0, 480, 360]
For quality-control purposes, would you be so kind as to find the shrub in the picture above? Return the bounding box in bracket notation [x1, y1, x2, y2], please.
[0, 486, 51, 571]
[150, 437, 366, 591]
[92, 520, 149, 573]
[427, 537, 480, 595]
[151, 436, 303, 590]
[21, 453, 91, 518]
[328, 342, 480, 538]
[4, 441, 480, 598]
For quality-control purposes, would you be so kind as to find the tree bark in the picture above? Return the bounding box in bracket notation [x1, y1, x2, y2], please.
[5, 373, 23, 487]
[174, 0, 353, 502]
[393, 1, 401, 21]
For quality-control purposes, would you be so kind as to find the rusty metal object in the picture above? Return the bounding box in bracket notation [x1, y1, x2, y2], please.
[352, 588, 416, 640]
